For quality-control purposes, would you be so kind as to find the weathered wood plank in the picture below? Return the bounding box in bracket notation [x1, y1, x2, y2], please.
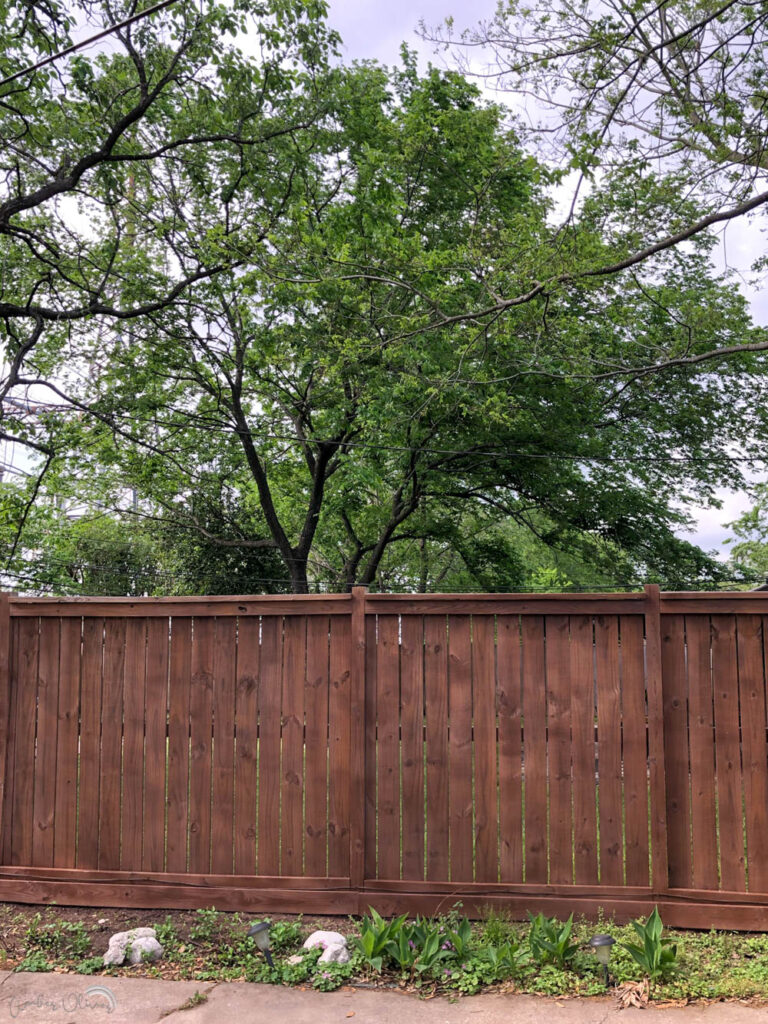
[424, 616, 449, 881]
[595, 616, 622, 886]
[400, 614, 424, 881]
[304, 615, 329, 878]
[211, 617, 237, 875]
[473, 616, 498, 883]
[167, 618, 192, 874]
[375, 615, 401, 880]
[448, 615, 473, 883]
[234, 616, 259, 876]
[32, 618, 59, 867]
[97, 619, 125, 870]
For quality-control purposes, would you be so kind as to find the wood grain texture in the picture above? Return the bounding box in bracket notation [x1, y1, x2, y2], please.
[375, 615, 401, 880]
[144, 619, 170, 873]
[685, 615, 718, 891]
[0, 594, 12, 863]
[303, 615, 329, 878]
[400, 614, 424, 881]
[521, 617, 548, 884]
[211, 617, 237, 875]
[424, 616, 449, 881]
[595, 616, 622, 886]
[280, 617, 306, 877]
[121, 619, 146, 871]
[363, 614, 377, 880]
[497, 615, 523, 884]
[256, 616, 282, 875]
[545, 615, 572, 885]
[234, 616, 259, 876]
[472, 616, 498, 883]
[711, 615, 745, 891]
[31, 618, 58, 867]
[328, 614, 352, 877]
[619, 617, 650, 886]
[77, 618, 103, 870]
[570, 614, 597, 884]
[660, 611, 690, 888]
[53, 618, 81, 869]
[188, 617, 214, 874]
[644, 586, 669, 892]
[448, 615, 473, 883]
[167, 618, 192, 874]
[737, 615, 768, 893]
[97, 619, 125, 870]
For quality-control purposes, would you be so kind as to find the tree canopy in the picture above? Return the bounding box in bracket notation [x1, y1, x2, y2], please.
[2, 2, 767, 593]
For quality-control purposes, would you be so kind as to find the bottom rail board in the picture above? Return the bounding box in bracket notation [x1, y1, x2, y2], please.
[1, 875, 767, 929]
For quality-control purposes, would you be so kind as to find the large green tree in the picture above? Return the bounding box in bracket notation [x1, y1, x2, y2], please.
[11, 56, 767, 592]
[423, 0, 768, 369]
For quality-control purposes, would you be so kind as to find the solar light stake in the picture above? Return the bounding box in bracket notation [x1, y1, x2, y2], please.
[248, 921, 274, 967]
[588, 933, 616, 986]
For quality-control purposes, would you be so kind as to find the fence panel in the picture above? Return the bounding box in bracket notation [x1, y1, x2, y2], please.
[1, 589, 767, 927]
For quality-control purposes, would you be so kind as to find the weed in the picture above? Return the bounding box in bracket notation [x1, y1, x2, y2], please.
[620, 907, 677, 983]
[24, 915, 92, 958]
[15, 950, 51, 973]
[75, 957, 105, 975]
[527, 913, 579, 968]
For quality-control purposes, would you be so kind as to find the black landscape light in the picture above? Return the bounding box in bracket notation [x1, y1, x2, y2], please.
[248, 921, 274, 967]
[588, 933, 616, 986]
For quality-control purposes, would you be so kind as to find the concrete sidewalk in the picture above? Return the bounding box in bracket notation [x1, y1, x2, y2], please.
[0, 973, 764, 1024]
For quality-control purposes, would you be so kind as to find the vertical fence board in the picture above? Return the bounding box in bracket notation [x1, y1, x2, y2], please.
[32, 618, 59, 867]
[1, 616, 19, 865]
[473, 616, 498, 883]
[121, 618, 146, 871]
[364, 614, 378, 880]
[737, 616, 768, 893]
[0, 595, 10, 861]
[595, 616, 622, 886]
[257, 616, 282, 875]
[711, 615, 746, 891]
[97, 619, 125, 870]
[188, 617, 214, 874]
[448, 615, 473, 883]
[11, 617, 38, 866]
[211, 618, 237, 875]
[521, 616, 548, 883]
[424, 616, 449, 881]
[280, 617, 306, 877]
[375, 615, 401, 879]
[497, 615, 523, 884]
[328, 615, 351, 877]
[661, 613, 691, 888]
[570, 614, 597, 884]
[400, 615, 424, 881]
[144, 618, 169, 873]
[546, 615, 572, 885]
[77, 618, 103, 870]
[234, 617, 260, 876]
[54, 618, 81, 868]
[167, 618, 192, 874]
[304, 616, 329, 877]
[620, 617, 650, 886]
[686, 615, 718, 891]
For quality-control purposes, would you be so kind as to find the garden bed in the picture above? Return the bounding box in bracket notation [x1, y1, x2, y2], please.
[0, 902, 767, 1006]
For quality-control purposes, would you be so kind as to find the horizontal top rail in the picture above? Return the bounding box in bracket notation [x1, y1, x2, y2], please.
[8, 589, 767, 618]
[9, 595, 353, 617]
[660, 592, 768, 615]
[364, 592, 648, 615]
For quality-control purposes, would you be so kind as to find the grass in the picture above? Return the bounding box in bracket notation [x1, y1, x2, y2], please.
[3, 903, 768, 1004]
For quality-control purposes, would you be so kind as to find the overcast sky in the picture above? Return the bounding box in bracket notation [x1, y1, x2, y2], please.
[327, 0, 766, 561]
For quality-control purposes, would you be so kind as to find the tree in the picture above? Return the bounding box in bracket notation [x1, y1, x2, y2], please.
[0, 0, 337, 461]
[725, 485, 768, 581]
[12, 57, 767, 591]
[421, 0, 768, 369]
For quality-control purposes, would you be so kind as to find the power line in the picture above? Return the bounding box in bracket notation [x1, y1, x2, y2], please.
[0, 0, 184, 89]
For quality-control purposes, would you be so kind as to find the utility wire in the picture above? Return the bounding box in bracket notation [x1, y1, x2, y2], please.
[0, 0, 184, 89]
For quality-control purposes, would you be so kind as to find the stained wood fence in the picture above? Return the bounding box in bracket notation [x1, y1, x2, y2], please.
[0, 587, 767, 929]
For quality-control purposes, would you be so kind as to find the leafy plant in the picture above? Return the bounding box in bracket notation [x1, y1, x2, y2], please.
[527, 913, 579, 968]
[482, 937, 530, 980]
[14, 950, 51, 973]
[386, 918, 452, 978]
[352, 908, 407, 972]
[24, 916, 91, 958]
[621, 907, 677, 982]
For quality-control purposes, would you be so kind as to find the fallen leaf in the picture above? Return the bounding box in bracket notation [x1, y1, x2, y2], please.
[346, 1014, 355, 1018]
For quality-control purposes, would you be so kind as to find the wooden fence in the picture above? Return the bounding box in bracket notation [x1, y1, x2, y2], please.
[0, 587, 767, 928]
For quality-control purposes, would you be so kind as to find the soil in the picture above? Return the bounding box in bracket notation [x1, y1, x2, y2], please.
[0, 902, 349, 977]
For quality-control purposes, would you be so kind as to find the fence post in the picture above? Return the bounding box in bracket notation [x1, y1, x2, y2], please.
[349, 586, 367, 891]
[0, 593, 11, 859]
[644, 584, 669, 893]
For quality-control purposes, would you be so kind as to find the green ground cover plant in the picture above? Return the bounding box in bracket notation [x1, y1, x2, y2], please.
[3, 904, 767, 1004]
